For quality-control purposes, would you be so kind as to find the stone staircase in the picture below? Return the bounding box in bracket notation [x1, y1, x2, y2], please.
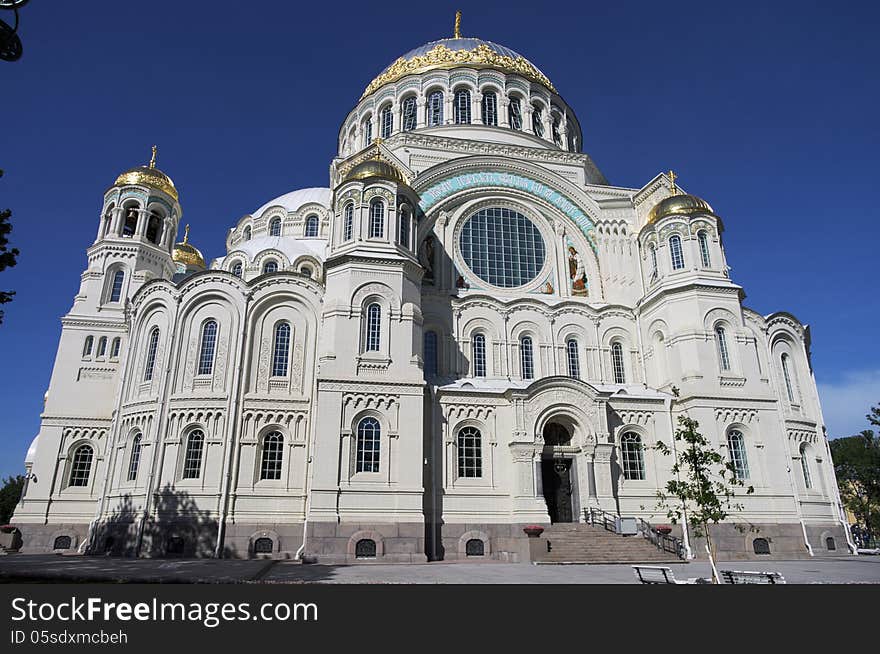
[531, 523, 684, 564]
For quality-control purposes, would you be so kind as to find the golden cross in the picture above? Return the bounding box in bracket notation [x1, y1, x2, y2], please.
[149, 145, 158, 169]
[454, 10, 462, 38]
[183, 224, 190, 244]
[668, 169, 678, 195]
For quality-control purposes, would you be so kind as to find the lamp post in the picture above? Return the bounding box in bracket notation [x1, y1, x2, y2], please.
[0, 0, 31, 62]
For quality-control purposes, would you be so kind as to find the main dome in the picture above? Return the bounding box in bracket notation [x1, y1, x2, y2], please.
[361, 37, 556, 99]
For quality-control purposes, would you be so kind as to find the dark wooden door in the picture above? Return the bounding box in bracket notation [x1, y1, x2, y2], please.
[542, 458, 573, 523]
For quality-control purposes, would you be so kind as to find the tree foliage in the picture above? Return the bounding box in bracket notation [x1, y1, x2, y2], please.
[830, 403, 880, 541]
[0, 169, 21, 325]
[0, 475, 25, 524]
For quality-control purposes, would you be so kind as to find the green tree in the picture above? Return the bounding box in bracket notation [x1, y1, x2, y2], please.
[0, 168, 21, 324]
[830, 404, 880, 543]
[0, 475, 25, 524]
[654, 406, 754, 583]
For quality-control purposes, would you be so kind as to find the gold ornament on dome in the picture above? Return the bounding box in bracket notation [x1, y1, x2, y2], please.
[114, 145, 179, 201]
[361, 42, 557, 99]
[172, 224, 206, 268]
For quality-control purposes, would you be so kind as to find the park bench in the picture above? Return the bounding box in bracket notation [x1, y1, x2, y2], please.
[632, 565, 708, 584]
[720, 569, 786, 584]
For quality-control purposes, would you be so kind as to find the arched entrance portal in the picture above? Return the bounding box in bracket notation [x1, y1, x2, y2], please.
[541, 422, 574, 523]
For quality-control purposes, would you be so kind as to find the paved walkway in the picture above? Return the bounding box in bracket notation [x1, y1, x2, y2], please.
[1, 554, 878, 584]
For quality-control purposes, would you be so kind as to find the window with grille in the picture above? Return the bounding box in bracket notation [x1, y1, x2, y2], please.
[566, 339, 580, 379]
[144, 328, 159, 381]
[427, 91, 444, 126]
[727, 430, 749, 480]
[356, 417, 380, 473]
[111, 337, 121, 358]
[753, 538, 770, 555]
[466, 539, 485, 556]
[669, 235, 685, 270]
[269, 217, 282, 236]
[69, 444, 94, 487]
[398, 209, 409, 248]
[363, 119, 372, 146]
[698, 230, 711, 267]
[650, 245, 658, 280]
[611, 342, 626, 383]
[380, 105, 393, 138]
[53, 536, 72, 550]
[272, 322, 290, 376]
[182, 431, 204, 479]
[472, 333, 486, 377]
[355, 539, 376, 558]
[715, 326, 731, 371]
[363, 303, 381, 352]
[552, 118, 562, 146]
[424, 331, 438, 377]
[481, 91, 497, 126]
[243, 226, 252, 241]
[231, 261, 243, 277]
[198, 320, 218, 375]
[454, 89, 471, 124]
[83, 335, 93, 357]
[262, 260, 278, 274]
[305, 214, 318, 237]
[620, 432, 645, 480]
[531, 105, 544, 137]
[97, 337, 107, 357]
[459, 207, 546, 288]
[109, 270, 125, 302]
[520, 335, 534, 380]
[800, 444, 812, 489]
[343, 203, 354, 241]
[254, 537, 273, 554]
[127, 434, 142, 481]
[781, 354, 797, 403]
[260, 431, 284, 480]
[508, 97, 522, 130]
[826, 537, 836, 551]
[369, 199, 384, 239]
[457, 427, 483, 478]
[402, 96, 417, 131]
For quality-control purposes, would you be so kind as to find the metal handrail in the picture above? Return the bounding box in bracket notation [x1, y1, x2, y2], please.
[637, 518, 686, 559]
[583, 507, 616, 533]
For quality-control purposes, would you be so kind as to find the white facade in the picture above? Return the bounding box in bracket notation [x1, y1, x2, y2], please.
[13, 32, 853, 561]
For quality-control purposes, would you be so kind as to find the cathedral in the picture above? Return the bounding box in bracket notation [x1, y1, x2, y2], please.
[12, 16, 854, 562]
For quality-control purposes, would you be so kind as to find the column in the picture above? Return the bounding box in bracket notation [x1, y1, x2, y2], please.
[472, 92, 483, 125]
[416, 95, 426, 129]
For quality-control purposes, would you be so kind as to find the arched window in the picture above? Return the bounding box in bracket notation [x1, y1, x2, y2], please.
[362, 117, 373, 145]
[481, 91, 497, 126]
[715, 325, 731, 371]
[669, 235, 685, 270]
[781, 353, 797, 403]
[472, 333, 486, 377]
[262, 260, 278, 274]
[552, 118, 562, 146]
[182, 430, 204, 479]
[566, 339, 581, 379]
[380, 105, 393, 138]
[508, 97, 522, 130]
[272, 322, 290, 377]
[110, 337, 121, 359]
[97, 336, 107, 357]
[466, 539, 485, 556]
[369, 199, 384, 239]
[343, 203, 354, 241]
[649, 245, 658, 280]
[427, 91, 444, 126]
[231, 261, 243, 278]
[101, 206, 113, 238]
[800, 443, 812, 489]
[727, 430, 749, 480]
[300, 265, 313, 278]
[254, 537, 273, 554]
[611, 342, 626, 384]
[53, 535, 72, 550]
[109, 270, 125, 302]
[620, 432, 645, 480]
[401, 96, 417, 131]
[356, 417, 381, 473]
[127, 434, 142, 481]
[364, 303, 381, 352]
[698, 230, 711, 267]
[243, 226, 252, 241]
[304, 214, 319, 237]
[82, 335, 94, 357]
[457, 426, 483, 478]
[269, 217, 282, 237]
[424, 330, 438, 377]
[753, 538, 771, 555]
[122, 206, 138, 237]
[197, 320, 218, 376]
[531, 105, 544, 137]
[146, 213, 162, 244]
[69, 444, 94, 487]
[454, 89, 471, 124]
[355, 539, 377, 558]
[260, 431, 284, 480]
[826, 537, 836, 551]
[520, 335, 534, 380]
[143, 328, 159, 381]
[397, 208, 410, 248]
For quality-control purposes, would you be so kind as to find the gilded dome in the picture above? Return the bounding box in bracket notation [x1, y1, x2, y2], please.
[362, 37, 555, 99]
[172, 225, 206, 269]
[113, 146, 179, 201]
[342, 159, 406, 184]
[647, 193, 716, 225]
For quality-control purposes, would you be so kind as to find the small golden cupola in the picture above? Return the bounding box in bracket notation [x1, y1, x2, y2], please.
[647, 170, 716, 225]
[114, 145, 179, 202]
[341, 149, 408, 185]
[172, 224, 206, 272]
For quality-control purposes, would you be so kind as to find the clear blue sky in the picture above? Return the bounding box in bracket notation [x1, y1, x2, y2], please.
[1, 1, 878, 478]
